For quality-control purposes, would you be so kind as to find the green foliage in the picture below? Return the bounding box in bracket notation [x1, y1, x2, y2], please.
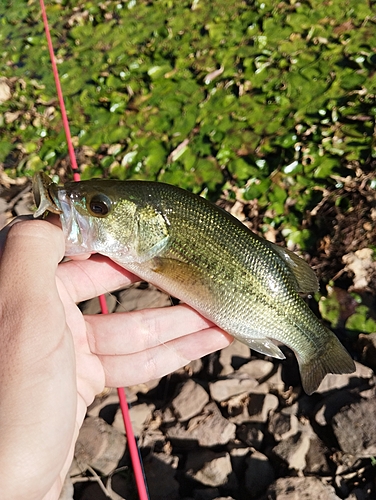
[346, 305, 376, 334]
[0, 0, 375, 248]
[319, 287, 376, 336]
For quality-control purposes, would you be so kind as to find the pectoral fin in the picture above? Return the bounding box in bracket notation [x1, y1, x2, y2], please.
[148, 256, 216, 306]
[150, 257, 206, 287]
[136, 207, 170, 261]
[271, 243, 319, 294]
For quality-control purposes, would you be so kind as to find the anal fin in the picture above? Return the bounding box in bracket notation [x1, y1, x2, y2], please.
[243, 338, 286, 360]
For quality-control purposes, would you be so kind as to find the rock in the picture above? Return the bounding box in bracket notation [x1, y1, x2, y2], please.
[87, 389, 124, 417]
[106, 469, 136, 500]
[249, 393, 279, 422]
[116, 283, 171, 311]
[186, 358, 205, 375]
[192, 488, 221, 500]
[343, 248, 375, 291]
[14, 191, 34, 216]
[113, 402, 154, 436]
[351, 361, 374, 380]
[218, 340, 251, 375]
[73, 416, 126, 475]
[357, 333, 376, 371]
[79, 483, 116, 500]
[87, 385, 155, 422]
[187, 402, 237, 446]
[225, 392, 249, 423]
[58, 475, 74, 500]
[79, 293, 117, 315]
[129, 377, 162, 395]
[268, 409, 299, 441]
[332, 397, 376, 457]
[265, 363, 285, 393]
[172, 379, 209, 422]
[266, 476, 341, 499]
[238, 359, 274, 380]
[244, 451, 275, 498]
[315, 361, 374, 393]
[304, 435, 332, 475]
[167, 402, 236, 447]
[229, 445, 250, 476]
[0, 197, 9, 220]
[162, 406, 176, 424]
[139, 428, 166, 451]
[247, 382, 271, 394]
[165, 423, 198, 450]
[236, 423, 264, 449]
[193, 494, 234, 500]
[5, 110, 21, 124]
[314, 389, 359, 426]
[345, 486, 373, 500]
[228, 392, 279, 424]
[185, 450, 235, 488]
[144, 452, 180, 500]
[272, 421, 315, 471]
[316, 373, 355, 393]
[0, 78, 11, 104]
[209, 373, 258, 402]
[0, 212, 10, 231]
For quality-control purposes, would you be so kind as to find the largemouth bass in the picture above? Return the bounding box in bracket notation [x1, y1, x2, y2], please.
[33, 172, 355, 394]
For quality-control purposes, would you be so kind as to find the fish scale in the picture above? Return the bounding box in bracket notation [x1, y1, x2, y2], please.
[33, 173, 355, 394]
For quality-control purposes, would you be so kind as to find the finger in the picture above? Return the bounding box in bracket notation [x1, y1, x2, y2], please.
[56, 255, 140, 303]
[0, 220, 65, 300]
[0, 219, 68, 366]
[99, 327, 232, 387]
[86, 304, 217, 355]
[0, 215, 34, 255]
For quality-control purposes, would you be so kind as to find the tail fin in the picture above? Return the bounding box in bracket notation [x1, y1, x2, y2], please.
[299, 331, 355, 395]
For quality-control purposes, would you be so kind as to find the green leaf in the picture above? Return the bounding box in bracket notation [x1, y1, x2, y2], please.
[319, 291, 341, 329]
[346, 306, 376, 334]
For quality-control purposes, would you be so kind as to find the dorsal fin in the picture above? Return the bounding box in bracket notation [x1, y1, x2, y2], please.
[271, 243, 319, 294]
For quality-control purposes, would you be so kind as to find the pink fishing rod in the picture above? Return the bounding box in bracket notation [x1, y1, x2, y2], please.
[39, 1, 149, 498]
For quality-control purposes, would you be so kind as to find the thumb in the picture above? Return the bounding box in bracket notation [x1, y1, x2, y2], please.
[0, 215, 34, 255]
[0, 221, 77, 500]
[0, 219, 65, 300]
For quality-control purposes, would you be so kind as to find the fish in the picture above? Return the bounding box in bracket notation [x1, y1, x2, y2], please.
[33, 172, 355, 394]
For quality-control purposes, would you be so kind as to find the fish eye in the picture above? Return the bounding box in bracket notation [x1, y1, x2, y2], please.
[88, 194, 112, 217]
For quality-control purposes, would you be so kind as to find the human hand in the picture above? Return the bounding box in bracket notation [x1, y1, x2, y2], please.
[0, 219, 232, 500]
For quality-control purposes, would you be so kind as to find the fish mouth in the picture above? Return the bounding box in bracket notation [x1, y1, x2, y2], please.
[32, 172, 62, 217]
[32, 172, 92, 255]
[56, 189, 94, 255]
